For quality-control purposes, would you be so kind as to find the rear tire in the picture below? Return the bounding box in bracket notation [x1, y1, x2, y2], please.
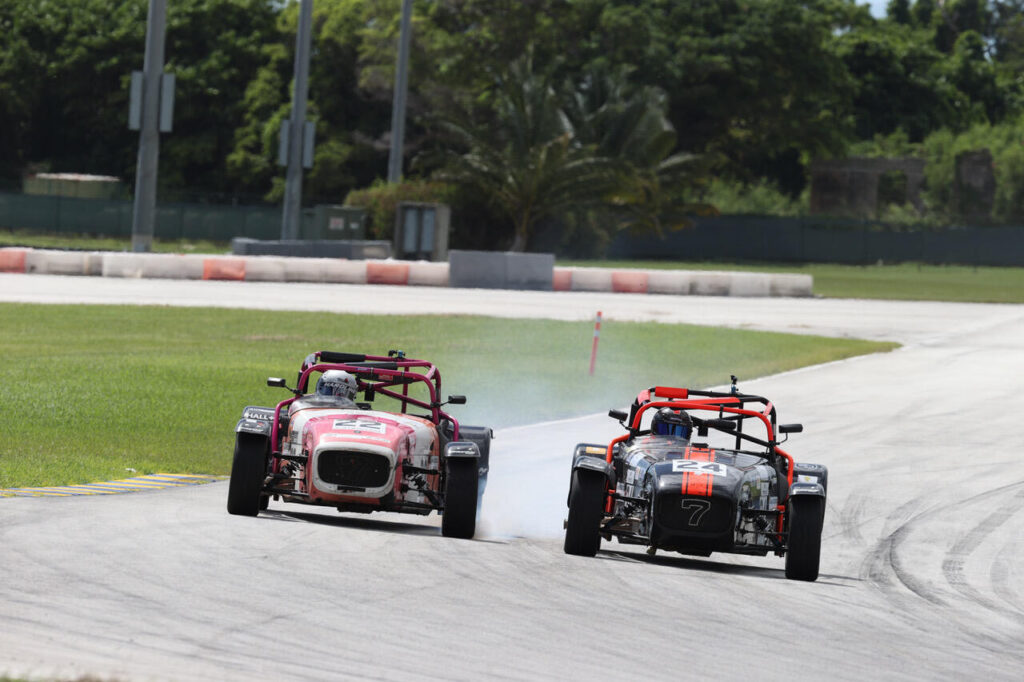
[442, 458, 479, 539]
[227, 433, 268, 517]
[785, 496, 825, 581]
[564, 470, 607, 557]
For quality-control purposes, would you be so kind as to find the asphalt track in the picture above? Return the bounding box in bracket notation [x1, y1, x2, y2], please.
[2, 273, 1024, 681]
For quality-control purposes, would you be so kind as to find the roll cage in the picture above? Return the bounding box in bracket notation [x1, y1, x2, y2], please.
[268, 349, 463, 451]
[607, 384, 799, 492]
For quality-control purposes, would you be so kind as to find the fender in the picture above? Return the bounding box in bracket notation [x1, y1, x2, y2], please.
[571, 453, 616, 489]
[787, 481, 826, 498]
[791, 462, 828, 496]
[236, 417, 272, 437]
[444, 441, 480, 461]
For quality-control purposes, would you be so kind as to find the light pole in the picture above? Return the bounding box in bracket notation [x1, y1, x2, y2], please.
[387, 0, 413, 183]
[130, 0, 168, 253]
[280, 0, 315, 240]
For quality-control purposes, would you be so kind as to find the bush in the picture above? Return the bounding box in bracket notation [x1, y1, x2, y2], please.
[344, 179, 456, 239]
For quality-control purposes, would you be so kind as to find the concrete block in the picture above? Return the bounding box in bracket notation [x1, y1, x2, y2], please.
[691, 272, 732, 296]
[611, 270, 649, 293]
[323, 259, 368, 284]
[408, 261, 449, 287]
[243, 256, 289, 282]
[728, 273, 771, 297]
[24, 250, 104, 276]
[646, 270, 692, 295]
[569, 267, 613, 292]
[0, 248, 28, 273]
[448, 250, 553, 290]
[366, 261, 410, 285]
[552, 268, 572, 291]
[769, 273, 814, 297]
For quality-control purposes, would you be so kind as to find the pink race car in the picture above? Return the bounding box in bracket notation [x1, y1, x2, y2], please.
[227, 350, 491, 539]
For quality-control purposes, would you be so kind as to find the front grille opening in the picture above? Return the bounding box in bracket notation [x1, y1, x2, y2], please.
[318, 450, 391, 488]
[656, 495, 733, 533]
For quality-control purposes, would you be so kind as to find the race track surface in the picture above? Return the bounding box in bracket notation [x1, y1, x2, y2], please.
[2, 274, 1023, 681]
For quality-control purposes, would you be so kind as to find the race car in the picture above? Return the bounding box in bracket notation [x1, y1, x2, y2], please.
[226, 350, 492, 539]
[563, 379, 827, 581]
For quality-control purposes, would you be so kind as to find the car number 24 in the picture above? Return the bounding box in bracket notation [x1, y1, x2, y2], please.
[671, 459, 728, 475]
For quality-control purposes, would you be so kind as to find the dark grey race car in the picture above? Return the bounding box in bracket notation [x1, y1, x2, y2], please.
[563, 380, 827, 581]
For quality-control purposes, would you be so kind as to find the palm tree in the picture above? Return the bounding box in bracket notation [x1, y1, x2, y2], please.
[429, 54, 620, 251]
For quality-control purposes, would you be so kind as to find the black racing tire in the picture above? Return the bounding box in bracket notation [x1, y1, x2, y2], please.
[785, 495, 825, 581]
[442, 458, 479, 539]
[227, 433, 268, 517]
[563, 469, 607, 557]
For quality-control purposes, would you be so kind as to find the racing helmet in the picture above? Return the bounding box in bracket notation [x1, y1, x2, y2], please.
[651, 407, 692, 438]
[316, 370, 358, 400]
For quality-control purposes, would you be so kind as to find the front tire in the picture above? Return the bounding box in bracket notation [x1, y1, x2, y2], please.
[227, 433, 268, 517]
[442, 458, 479, 539]
[785, 496, 825, 581]
[563, 470, 607, 557]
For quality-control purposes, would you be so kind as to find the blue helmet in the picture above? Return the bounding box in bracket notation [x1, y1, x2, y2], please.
[652, 407, 692, 438]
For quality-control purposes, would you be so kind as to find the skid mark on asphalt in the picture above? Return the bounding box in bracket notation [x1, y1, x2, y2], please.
[0, 473, 221, 497]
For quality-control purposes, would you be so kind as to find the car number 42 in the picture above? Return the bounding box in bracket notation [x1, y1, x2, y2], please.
[671, 459, 727, 475]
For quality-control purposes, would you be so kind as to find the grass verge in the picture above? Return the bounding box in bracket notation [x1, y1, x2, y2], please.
[0, 303, 895, 488]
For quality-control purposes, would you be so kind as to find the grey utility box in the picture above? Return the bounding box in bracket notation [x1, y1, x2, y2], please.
[393, 202, 450, 261]
[308, 205, 367, 240]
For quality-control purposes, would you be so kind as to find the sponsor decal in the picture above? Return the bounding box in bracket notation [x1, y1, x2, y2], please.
[585, 446, 604, 455]
[243, 408, 273, 420]
[797, 474, 818, 484]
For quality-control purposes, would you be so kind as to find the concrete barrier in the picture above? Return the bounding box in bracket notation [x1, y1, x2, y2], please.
[7, 247, 813, 297]
[24, 250, 104, 276]
[366, 261, 410, 285]
[449, 250, 553, 290]
[0, 248, 28, 273]
[408, 261, 449, 287]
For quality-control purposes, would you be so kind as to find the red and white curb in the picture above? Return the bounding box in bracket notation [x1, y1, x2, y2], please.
[0, 247, 813, 297]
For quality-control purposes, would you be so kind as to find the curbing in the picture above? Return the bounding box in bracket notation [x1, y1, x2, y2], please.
[0, 247, 813, 297]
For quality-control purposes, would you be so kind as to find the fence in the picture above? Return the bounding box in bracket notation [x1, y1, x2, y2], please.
[608, 216, 1024, 267]
[4, 190, 1024, 266]
[0, 191, 296, 242]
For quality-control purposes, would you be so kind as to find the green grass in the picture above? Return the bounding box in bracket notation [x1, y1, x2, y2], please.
[563, 259, 1024, 303]
[0, 303, 895, 489]
[0, 228, 230, 254]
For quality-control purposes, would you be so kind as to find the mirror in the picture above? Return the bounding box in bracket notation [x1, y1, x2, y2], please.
[608, 409, 628, 421]
[447, 395, 467, 405]
[267, 377, 286, 388]
[779, 423, 803, 434]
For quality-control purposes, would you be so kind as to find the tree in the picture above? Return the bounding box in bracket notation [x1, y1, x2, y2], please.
[428, 54, 620, 251]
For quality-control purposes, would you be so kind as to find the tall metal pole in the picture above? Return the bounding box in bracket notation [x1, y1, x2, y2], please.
[130, 0, 167, 253]
[387, 0, 413, 183]
[281, 0, 314, 240]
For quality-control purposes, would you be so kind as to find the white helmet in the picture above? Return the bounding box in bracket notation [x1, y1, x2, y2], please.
[316, 370, 358, 400]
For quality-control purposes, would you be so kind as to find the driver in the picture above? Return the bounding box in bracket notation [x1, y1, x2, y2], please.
[291, 369, 359, 413]
[651, 407, 693, 439]
[314, 369, 358, 404]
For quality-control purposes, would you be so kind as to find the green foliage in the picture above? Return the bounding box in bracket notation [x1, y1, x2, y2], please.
[695, 179, 808, 217]
[0, 302, 892, 488]
[343, 178, 455, 239]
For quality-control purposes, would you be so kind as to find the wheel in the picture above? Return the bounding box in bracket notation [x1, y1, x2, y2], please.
[785, 495, 825, 581]
[227, 433, 268, 516]
[563, 469, 607, 557]
[441, 458, 479, 539]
